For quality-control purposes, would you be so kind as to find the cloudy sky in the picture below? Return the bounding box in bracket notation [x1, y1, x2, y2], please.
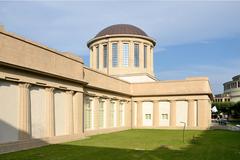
[1, 1, 240, 94]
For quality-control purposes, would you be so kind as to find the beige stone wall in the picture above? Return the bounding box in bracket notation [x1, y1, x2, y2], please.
[0, 30, 84, 83]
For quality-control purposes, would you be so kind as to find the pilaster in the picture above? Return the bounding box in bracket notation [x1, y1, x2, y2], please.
[188, 100, 195, 127]
[137, 101, 142, 128]
[66, 90, 74, 135]
[170, 100, 176, 127]
[18, 83, 31, 140]
[45, 87, 55, 137]
[153, 100, 159, 128]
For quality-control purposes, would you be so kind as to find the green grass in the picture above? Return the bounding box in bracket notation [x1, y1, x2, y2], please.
[0, 129, 240, 160]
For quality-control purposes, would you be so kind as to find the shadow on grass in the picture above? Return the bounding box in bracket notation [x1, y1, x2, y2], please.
[0, 129, 240, 160]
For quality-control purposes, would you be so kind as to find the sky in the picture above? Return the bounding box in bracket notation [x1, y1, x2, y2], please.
[0, 0, 240, 94]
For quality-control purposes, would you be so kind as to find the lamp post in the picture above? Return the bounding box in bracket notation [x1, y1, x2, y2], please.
[180, 121, 186, 143]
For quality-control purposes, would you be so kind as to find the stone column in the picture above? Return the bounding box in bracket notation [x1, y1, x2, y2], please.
[99, 44, 103, 70]
[198, 99, 210, 128]
[119, 41, 123, 67]
[153, 100, 159, 128]
[188, 100, 195, 128]
[139, 42, 144, 69]
[105, 99, 111, 128]
[137, 101, 142, 128]
[116, 100, 120, 127]
[92, 46, 96, 69]
[147, 45, 152, 74]
[108, 42, 112, 75]
[66, 91, 74, 135]
[73, 92, 83, 135]
[170, 100, 176, 127]
[150, 46, 154, 74]
[90, 46, 93, 68]
[94, 97, 99, 130]
[18, 83, 31, 140]
[129, 41, 134, 68]
[45, 87, 55, 137]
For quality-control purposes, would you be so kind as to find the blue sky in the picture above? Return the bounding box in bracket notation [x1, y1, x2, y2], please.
[0, 1, 240, 94]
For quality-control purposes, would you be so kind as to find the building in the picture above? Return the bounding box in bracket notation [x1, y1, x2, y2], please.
[214, 93, 230, 102]
[0, 24, 212, 153]
[223, 75, 240, 102]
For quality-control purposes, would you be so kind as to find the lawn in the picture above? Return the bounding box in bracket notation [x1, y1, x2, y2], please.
[0, 129, 240, 160]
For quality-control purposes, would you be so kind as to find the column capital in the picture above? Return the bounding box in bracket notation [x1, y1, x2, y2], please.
[66, 90, 75, 95]
[45, 87, 54, 92]
[19, 83, 31, 88]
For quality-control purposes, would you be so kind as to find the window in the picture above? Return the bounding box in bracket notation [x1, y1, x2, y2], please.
[144, 45, 147, 68]
[122, 43, 129, 67]
[145, 114, 151, 120]
[99, 100, 104, 128]
[134, 44, 139, 67]
[84, 99, 92, 129]
[161, 114, 168, 120]
[96, 46, 99, 69]
[112, 43, 118, 67]
[103, 45, 108, 68]
[119, 103, 125, 126]
[110, 102, 116, 127]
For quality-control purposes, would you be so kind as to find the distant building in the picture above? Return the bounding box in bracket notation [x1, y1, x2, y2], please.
[223, 75, 240, 102]
[215, 75, 240, 102]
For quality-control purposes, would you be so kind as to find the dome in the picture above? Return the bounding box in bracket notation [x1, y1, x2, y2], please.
[95, 24, 148, 38]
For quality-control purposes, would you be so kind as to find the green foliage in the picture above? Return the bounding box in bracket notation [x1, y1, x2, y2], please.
[0, 129, 240, 160]
[212, 101, 240, 116]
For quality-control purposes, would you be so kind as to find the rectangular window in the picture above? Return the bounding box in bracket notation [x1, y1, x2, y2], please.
[145, 114, 151, 120]
[161, 114, 168, 120]
[84, 99, 92, 129]
[134, 44, 139, 67]
[99, 101, 104, 128]
[144, 45, 147, 68]
[122, 43, 129, 67]
[103, 45, 108, 68]
[112, 43, 118, 67]
[96, 46, 99, 69]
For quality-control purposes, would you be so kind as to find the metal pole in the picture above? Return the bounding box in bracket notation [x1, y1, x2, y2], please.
[180, 122, 186, 143]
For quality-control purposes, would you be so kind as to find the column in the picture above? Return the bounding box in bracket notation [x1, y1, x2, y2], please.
[94, 97, 99, 130]
[129, 41, 134, 68]
[150, 46, 154, 74]
[108, 42, 112, 75]
[99, 44, 103, 70]
[66, 91, 74, 135]
[170, 100, 176, 127]
[198, 99, 210, 128]
[90, 46, 93, 68]
[45, 87, 55, 137]
[105, 99, 111, 128]
[73, 92, 83, 135]
[153, 100, 159, 128]
[139, 42, 144, 69]
[147, 45, 151, 73]
[137, 101, 142, 128]
[119, 41, 123, 67]
[188, 100, 195, 128]
[92, 46, 96, 69]
[18, 83, 31, 140]
[116, 100, 120, 127]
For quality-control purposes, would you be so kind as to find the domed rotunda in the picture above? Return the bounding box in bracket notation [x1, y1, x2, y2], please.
[87, 24, 156, 83]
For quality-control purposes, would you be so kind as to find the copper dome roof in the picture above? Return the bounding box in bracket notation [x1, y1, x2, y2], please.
[95, 24, 148, 38]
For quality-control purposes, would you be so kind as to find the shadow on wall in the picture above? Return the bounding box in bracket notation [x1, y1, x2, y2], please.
[0, 129, 239, 160]
[0, 120, 48, 154]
